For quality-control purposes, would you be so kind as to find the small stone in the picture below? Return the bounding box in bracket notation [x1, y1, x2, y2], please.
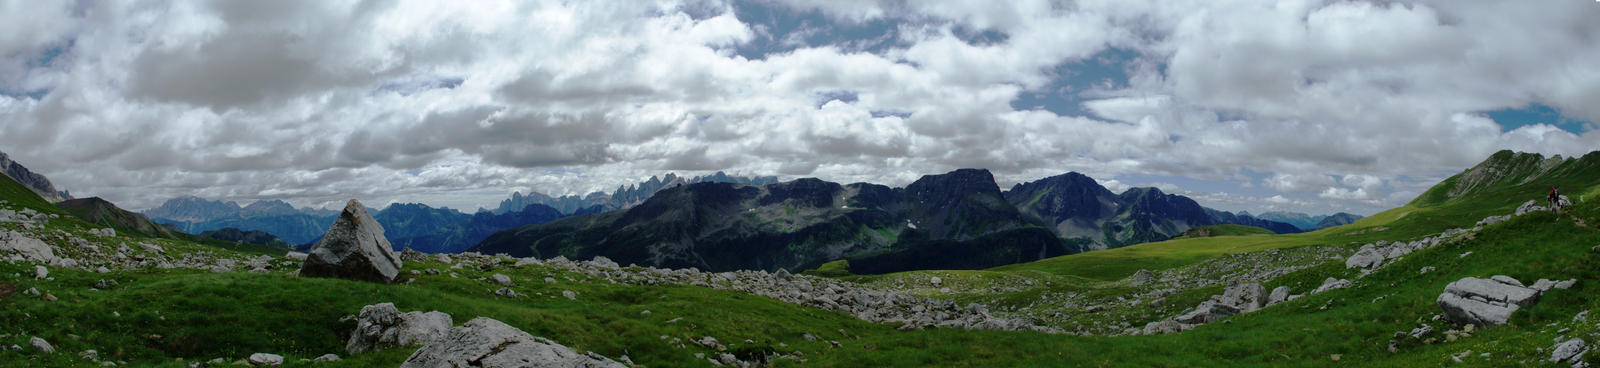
[562, 290, 577, 300]
[491, 274, 512, 286]
[42, 293, 56, 302]
[34, 265, 47, 279]
[30, 337, 53, 353]
[81, 349, 99, 361]
[248, 353, 284, 366]
[930, 276, 942, 287]
[544, 277, 557, 284]
[313, 354, 340, 362]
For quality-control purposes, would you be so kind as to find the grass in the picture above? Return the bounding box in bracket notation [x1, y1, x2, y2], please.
[11, 206, 1594, 367]
[1172, 224, 1276, 239]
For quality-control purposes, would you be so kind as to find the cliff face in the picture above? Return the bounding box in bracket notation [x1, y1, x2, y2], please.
[0, 151, 68, 203]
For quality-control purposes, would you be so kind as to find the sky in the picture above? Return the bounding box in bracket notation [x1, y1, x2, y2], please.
[1, 0, 1598, 216]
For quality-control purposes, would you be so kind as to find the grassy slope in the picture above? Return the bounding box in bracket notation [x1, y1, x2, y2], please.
[3, 197, 1596, 367]
[1172, 224, 1276, 239]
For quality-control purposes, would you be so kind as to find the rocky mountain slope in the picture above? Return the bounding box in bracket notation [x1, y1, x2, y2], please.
[198, 227, 290, 248]
[1004, 172, 1301, 249]
[475, 169, 1309, 273]
[0, 151, 70, 203]
[57, 197, 180, 239]
[474, 169, 1075, 273]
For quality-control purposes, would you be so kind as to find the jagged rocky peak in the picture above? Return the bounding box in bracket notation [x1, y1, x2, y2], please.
[241, 199, 300, 217]
[145, 196, 243, 222]
[758, 178, 842, 208]
[0, 150, 68, 203]
[1005, 172, 1117, 219]
[301, 199, 404, 284]
[906, 168, 1003, 204]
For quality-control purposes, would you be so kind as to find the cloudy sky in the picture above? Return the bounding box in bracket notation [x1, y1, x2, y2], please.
[2, 0, 1598, 215]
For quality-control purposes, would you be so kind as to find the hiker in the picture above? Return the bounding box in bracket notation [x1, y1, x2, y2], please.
[1548, 185, 1561, 211]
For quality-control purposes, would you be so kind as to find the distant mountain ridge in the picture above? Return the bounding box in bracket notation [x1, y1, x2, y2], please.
[146, 196, 572, 253]
[0, 151, 71, 203]
[472, 169, 1303, 273]
[473, 169, 1076, 273]
[1256, 211, 1365, 231]
[1005, 173, 1302, 249]
[493, 171, 779, 214]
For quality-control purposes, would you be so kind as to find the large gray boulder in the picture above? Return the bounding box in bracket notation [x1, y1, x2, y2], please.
[1345, 244, 1384, 269]
[301, 200, 403, 283]
[1267, 286, 1292, 306]
[402, 317, 625, 368]
[348, 303, 454, 354]
[1219, 283, 1267, 313]
[1437, 276, 1541, 327]
[1174, 300, 1240, 324]
[1, 230, 56, 263]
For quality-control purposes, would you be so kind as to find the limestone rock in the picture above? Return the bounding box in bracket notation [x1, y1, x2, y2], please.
[400, 317, 625, 368]
[301, 200, 404, 283]
[347, 303, 453, 355]
[1550, 338, 1587, 363]
[248, 353, 283, 366]
[1127, 269, 1156, 286]
[29, 336, 53, 353]
[1220, 283, 1267, 312]
[314, 354, 341, 362]
[1141, 319, 1186, 335]
[1437, 276, 1541, 326]
[34, 265, 47, 279]
[1313, 278, 1351, 294]
[1516, 200, 1546, 216]
[1, 230, 56, 263]
[1267, 286, 1292, 306]
[1345, 245, 1384, 269]
[1175, 301, 1239, 324]
[491, 274, 512, 286]
[285, 252, 308, 261]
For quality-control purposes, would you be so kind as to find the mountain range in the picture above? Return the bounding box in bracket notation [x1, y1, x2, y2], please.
[0, 151, 72, 203]
[471, 169, 1309, 273]
[144, 173, 781, 253]
[492, 171, 779, 214]
[1254, 211, 1363, 231]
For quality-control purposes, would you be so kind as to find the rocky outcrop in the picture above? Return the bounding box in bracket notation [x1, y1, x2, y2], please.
[301, 200, 404, 283]
[1437, 276, 1542, 327]
[1151, 282, 1286, 333]
[1549, 338, 1588, 364]
[348, 303, 454, 355]
[1, 230, 58, 264]
[401, 317, 625, 368]
[0, 151, 68, 203]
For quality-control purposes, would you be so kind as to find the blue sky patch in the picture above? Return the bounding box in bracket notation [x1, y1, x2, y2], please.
[815, 90, 858, 108]
[731, 1, 905, 59]
[1486, 103, 1591, 134]
[1010, 47, 1139, 118]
